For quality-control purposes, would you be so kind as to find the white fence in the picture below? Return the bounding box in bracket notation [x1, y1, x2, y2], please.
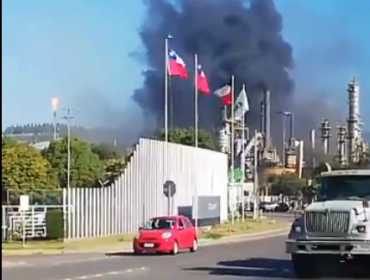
[2, 206, 60, 241]
[64, 138, 228, 239]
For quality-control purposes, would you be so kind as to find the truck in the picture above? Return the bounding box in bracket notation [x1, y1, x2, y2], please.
[286, 168, 370, 278]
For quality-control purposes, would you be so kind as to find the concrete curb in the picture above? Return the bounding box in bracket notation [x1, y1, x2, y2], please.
[2, 226, 290, 256]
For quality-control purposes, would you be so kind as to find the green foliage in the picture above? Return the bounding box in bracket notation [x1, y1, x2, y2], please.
[91, 143, 125, 161]
[2, 139, 58, 193]
[46, 209, 64, 240]
[43, 137, 105, 188]
[268, 173, 306, 196]
[158, 127, 216, 150]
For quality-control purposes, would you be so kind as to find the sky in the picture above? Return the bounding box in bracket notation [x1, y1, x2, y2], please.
[2, 0, 370, 130]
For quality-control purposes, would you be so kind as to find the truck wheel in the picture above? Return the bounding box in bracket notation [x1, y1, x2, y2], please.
[291, 254, 318, 278]
[356, 256, 370, 277]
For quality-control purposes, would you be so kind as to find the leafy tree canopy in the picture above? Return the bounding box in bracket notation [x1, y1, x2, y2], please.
[43, 137, 105, 188]
[2, 140, 58, 193]
[268, 173, 307, 196]
[158, 127, 216, 150]
[91, 143, 126, 161]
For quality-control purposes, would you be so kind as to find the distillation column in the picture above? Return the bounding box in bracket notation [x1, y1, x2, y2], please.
[320, 119, 331, 154]
[286, 113, 297, 169]
[337, 125, 346, 166]
[347, 77, 361, 164]
[310, 129, 316, 167]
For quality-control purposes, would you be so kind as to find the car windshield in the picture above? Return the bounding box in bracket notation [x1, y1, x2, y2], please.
[142, 218, 176, 230]
[317, 175, 370, 201]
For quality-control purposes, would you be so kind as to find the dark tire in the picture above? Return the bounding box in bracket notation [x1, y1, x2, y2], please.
[291, 254, 318, 278]
[190, 238, 198, 253]
[133, 249, 141, 255]
[170, 241, 179, 255]
[354, 256, 370, 277]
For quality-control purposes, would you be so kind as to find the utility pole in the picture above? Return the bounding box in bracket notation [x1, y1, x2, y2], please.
[62, 108, 75, 239]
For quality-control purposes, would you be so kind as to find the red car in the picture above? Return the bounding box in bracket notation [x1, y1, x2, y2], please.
[132, 215, 198, 255]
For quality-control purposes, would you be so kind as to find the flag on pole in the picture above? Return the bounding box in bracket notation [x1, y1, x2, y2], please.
[196, 64, 210, 94]
[214, 84, 232, 105]
[167, 49, 187, 78]
[234, 85, 249, 121]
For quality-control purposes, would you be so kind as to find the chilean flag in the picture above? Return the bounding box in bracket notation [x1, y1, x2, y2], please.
[197, 64, 210, 94]
[214, 84, 232, 105]
[167, 49, 187, 78]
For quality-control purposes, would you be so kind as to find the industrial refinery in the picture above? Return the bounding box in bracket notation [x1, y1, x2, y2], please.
[218, 77, 368, 184]
[318, 77, 368, 166]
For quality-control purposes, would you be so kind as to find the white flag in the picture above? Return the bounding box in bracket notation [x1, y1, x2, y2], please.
[214, 84, 232, 105]
[234, 85, 249, 121]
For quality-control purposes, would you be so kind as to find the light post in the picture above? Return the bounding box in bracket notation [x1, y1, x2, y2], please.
[62, 108, 75, 239]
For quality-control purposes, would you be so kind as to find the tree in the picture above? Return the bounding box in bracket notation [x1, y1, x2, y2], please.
[91, 143, 125, 161]
[2, 139, 58, 194]
[43, 137, 105, 188]
[268, 173, 306, 196]
[158, 127, 216, 150]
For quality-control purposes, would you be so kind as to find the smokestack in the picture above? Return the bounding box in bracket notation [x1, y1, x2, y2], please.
[289, 113, 294, 143]
[264, 90, 271, 150]
[260, 101, 265, 135]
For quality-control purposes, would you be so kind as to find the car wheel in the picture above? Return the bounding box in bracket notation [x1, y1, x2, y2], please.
[190, 238, 198, 253]
[171, 241, 179, 255]
[133, 249, 141, 255]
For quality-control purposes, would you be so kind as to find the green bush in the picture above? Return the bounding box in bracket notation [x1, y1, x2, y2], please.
[46, 209, 64, 240]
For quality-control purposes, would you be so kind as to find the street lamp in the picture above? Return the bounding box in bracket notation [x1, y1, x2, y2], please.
[62, 108, 75, 239]
[277, 111, 292, 169]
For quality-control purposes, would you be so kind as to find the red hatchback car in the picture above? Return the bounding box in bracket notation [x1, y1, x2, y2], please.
[132, 215, 198, 255]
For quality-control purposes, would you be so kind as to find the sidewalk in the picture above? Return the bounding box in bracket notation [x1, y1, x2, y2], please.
[2, 227, 289, 256]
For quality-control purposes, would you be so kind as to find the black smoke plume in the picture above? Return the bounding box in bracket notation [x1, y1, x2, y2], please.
[133, 0, 295, 133]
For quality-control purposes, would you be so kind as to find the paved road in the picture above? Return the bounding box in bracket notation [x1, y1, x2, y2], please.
[263, 212, 297, 221]
[4, 233, 364, 280]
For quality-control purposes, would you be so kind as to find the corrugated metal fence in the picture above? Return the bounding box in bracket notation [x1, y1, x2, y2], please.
[64, 138, 228, 239]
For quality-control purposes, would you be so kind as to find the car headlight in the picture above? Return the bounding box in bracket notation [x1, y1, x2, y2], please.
[161, 232, 172, 239]
[353, 225, 367, 234]
[291, 225, 302, 233]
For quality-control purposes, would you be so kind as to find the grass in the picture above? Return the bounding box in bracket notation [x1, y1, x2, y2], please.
[2, 233, 135, 251]
[200, 217, 287, 240]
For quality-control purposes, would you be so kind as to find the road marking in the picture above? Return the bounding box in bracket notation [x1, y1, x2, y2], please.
[59, 267, 147, 280]
[2, 261, 28, 268]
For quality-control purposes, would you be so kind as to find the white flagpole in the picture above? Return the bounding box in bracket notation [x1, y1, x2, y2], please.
[164, 37, 169, 142]
[194, 54, 199, 148]
[253, 129, 259, 220]
[241, 84, 246, 223]
[194, 54, 199, 231]
[230, 75, 235, 224]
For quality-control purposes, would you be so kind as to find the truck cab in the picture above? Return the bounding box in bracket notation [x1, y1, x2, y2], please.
[286, 169, 370, 278]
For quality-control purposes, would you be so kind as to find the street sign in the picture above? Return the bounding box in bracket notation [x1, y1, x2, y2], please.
[163, 180, 176, 198]
[19, 195, 30, 211]
[229, 168, 242, 182]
